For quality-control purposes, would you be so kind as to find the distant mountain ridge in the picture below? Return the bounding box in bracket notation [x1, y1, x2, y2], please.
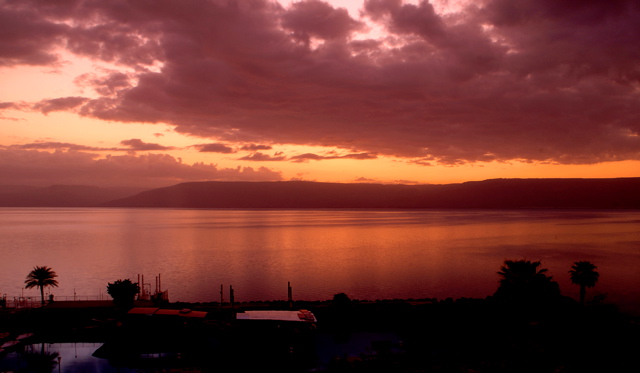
[0, 185, 148, 207]
[101, 178, 640, 209]
[1, 179, 638, 208]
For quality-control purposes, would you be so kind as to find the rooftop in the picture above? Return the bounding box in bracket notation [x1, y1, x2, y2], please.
[236, 310, 316, 323]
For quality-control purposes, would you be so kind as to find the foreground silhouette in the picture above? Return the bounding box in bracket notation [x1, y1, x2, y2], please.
[569, 261, 600, 305]
[23, 347, 60, 373]
[106, 279, 140, 311]
[4, 261, 639, 372]
[493, 259, 561, 304]
[24, 266, 58, 306]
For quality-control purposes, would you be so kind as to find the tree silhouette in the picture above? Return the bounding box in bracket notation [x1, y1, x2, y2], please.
[24, 266, 59, 305]
[106, 279, 140, 311]
[494, 259, 560, 303]
[569, 261, 599, 305]
[23, 348, 60, 373]
[332, 292, 352, 308]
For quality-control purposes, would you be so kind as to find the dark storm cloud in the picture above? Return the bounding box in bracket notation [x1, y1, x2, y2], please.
[281, 0, 365, 41]
[0, 2, 68, 66]
[3, 0, 640, 165]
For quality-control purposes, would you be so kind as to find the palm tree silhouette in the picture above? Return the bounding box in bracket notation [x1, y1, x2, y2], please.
[494, 259, 560, 303]
[24, 266, 59, 305]
[569, 261, 599, 305]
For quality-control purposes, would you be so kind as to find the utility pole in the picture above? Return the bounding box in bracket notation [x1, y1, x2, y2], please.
[288, 282, 293, 309]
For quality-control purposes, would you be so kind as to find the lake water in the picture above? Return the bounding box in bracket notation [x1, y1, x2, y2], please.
[1, 208, 639, 314]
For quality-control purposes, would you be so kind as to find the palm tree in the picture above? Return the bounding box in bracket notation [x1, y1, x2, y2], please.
[569, 261, 599, 305]
[498, 259, 549, 284]
[24, 266, 59, 305]
[494, 259, 560, 303]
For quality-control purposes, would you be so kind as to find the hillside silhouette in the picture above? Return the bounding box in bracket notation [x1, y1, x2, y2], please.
[101, 178, 640, 209]
[1, 178, 638, 208]
[0, 185, 147, 207]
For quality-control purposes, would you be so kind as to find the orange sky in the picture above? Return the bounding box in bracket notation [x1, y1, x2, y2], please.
[1, 0, 639, 188]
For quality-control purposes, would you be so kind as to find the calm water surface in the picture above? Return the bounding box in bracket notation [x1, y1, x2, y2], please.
[1, 208, 639, 314]
[0, 343, 134, 373]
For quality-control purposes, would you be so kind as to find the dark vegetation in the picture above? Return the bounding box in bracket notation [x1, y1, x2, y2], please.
[2, 260, 639, 372]
[106, 279, 140, 312]
[1, 178, 640, 208]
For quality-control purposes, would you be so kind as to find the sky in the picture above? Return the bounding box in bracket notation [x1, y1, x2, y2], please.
[1, 0, 639, 188]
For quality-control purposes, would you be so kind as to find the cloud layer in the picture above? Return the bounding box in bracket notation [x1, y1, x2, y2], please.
[2, 0, 640, 166]
[0, 148, 282, 188]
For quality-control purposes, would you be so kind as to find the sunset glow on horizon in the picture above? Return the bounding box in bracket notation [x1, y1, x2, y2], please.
[1, 0, 639, 188]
